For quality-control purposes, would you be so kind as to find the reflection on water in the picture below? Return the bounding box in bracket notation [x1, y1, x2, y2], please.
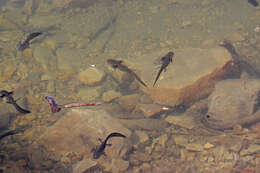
[0, 0, 260, 172]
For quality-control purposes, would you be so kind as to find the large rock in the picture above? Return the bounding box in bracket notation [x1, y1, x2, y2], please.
[202, 79, 260, 129]
[37, 109, 131, 161]
[141, 47, 238, 106]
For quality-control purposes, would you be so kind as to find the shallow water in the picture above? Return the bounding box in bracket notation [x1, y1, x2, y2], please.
[0, 0, 260, 172]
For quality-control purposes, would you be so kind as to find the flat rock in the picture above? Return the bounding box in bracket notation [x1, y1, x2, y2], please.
[165, 114, 196, 129]
[37, 109, 131, 160]
[141, 47, 236, 106]
[134, 103, 164, 118]
[119, 118, 168, 131]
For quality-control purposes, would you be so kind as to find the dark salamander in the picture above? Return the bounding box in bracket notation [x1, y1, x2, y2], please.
[107, 59, 147, 87]
[248, 0, 259, 7]
[45, 96, 61, 113]
[18, 32, 42, 51]
[0, 129, 20, 140]
[0, 90, 30, 114]
[92, 132, 126, 159]
[153, 51, 174, 87]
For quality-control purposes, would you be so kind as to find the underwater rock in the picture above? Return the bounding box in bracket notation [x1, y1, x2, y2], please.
[165, 114, 196, 129]
[203, 79, 260, 129]
[142, 47, 236, 106]
[119, 118, 168, 131]
[37, 109, 131, 160]
[102, 90, 121, 103]
[78, 67, 105, 86]
[118, 94, 140, 112]
[133, 103, 164, 118]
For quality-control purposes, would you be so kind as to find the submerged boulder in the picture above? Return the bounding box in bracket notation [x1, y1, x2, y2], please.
[202, 79, 260, 129]
[141, 47, 238, 106]
[36, 109, 131, 161]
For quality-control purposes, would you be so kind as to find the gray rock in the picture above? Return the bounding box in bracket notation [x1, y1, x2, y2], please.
[203, 79, 260, 129]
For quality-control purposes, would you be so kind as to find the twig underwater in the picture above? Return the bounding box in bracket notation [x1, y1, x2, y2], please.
[45, 96, 101, 113]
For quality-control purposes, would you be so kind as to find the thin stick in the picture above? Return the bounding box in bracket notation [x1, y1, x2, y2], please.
[62, 102, 102, 108]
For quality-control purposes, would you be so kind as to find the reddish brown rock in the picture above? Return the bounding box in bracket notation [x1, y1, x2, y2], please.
[140, 47, 237, 106]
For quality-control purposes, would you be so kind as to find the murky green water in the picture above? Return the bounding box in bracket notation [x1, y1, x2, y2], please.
[0, 0, 260, 172]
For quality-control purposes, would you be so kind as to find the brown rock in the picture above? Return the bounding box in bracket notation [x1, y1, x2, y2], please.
[133, 103, 164, 118]
[37, 109, 131, 160]
[102, 90, 121, 102]
[118, 94, 139, 111]
[165, 114, 196, 129]
[119, 118, 168, 131]
[141, 47, 236, 106]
